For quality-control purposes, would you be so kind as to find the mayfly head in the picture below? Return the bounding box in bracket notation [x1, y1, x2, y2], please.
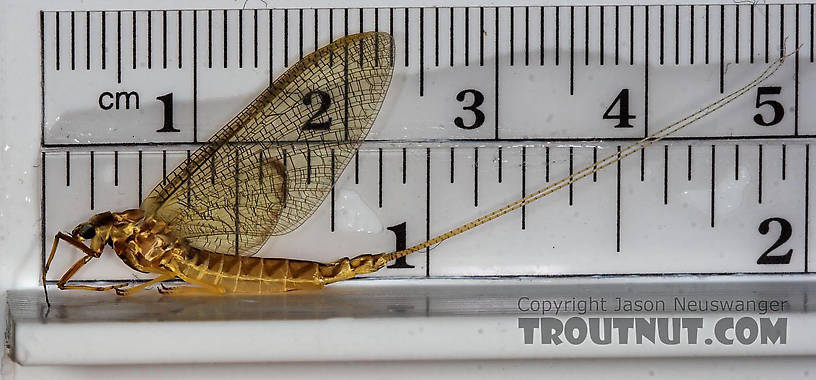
[70, 211, 116, 256]
[69, 209, 147, 256]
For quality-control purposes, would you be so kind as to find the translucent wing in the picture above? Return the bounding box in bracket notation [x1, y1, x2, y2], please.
[141, 32, 394, 256]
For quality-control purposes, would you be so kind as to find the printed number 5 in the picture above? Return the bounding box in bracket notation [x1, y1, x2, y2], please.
[753, 87, 784, 127]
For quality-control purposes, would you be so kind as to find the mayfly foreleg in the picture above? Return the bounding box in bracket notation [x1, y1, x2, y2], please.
[44, 232, 97, 274]
[43, 232, 96, 304]
[55, 256, 128, 292]
[43, 232, 128, 299]
[114, 274, 175, 296]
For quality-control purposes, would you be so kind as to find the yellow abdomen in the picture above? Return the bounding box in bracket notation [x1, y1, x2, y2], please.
[164, 249, 324, 293]
[162, 247, 392, 294]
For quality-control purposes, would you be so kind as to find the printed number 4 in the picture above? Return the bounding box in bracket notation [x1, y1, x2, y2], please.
[603, 89, 636, 129]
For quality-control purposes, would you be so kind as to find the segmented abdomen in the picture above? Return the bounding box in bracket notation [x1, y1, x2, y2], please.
[166, 248, 327, 293]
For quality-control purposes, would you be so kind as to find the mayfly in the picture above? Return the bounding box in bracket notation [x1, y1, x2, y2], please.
[43, 31, 788, 300]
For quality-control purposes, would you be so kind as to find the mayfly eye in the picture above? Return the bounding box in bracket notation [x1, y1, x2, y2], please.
[79, 224, 96, 239]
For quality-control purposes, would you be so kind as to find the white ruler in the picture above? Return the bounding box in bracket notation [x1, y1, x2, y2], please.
[39, 3, 816, 281]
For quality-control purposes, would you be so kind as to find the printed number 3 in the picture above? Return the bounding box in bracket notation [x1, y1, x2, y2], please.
[454, 89, 485, 130]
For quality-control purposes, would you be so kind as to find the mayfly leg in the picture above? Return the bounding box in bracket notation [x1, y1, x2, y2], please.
[43, 232, 128, 306]
[114, 274, 175, 296]
[158, 282, 225, 295]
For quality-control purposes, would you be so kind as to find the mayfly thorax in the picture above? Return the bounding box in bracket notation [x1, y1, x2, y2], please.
[43, 30, 789, 301]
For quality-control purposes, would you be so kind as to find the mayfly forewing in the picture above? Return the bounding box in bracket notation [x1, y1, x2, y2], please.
[142, 32, 394, 256]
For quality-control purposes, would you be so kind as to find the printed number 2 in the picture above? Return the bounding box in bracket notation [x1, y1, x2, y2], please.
[753, 86, 784, 126]
[454, 89, 485, 130]
[603, 89, 636, 129]
[756, 217, 793, 265]
[302, 90, 333, 130]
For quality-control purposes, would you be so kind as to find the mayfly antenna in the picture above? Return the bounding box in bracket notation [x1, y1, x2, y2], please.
[378, 54, 790, 265]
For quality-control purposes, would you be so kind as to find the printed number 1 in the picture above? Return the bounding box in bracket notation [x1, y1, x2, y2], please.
[387, 222, 414, 269]
[156, 93, 180, 133]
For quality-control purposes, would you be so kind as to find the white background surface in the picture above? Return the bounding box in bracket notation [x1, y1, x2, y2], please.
[3, 0, 816, 378]
[4, 358, 816, 380]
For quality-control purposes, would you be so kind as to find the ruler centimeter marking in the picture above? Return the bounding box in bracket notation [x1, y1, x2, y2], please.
[42, 142, 794, 275]
[616, 145, 622, 253]
[807, 144, 811, 272]
[40, 4, 816, 279]
[42, 5, 814, 148]
[36, 135, 816, 149]
[644, 6, 649, 136]
[710, 145, 715, 228]
[425, 147, 431, 277]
